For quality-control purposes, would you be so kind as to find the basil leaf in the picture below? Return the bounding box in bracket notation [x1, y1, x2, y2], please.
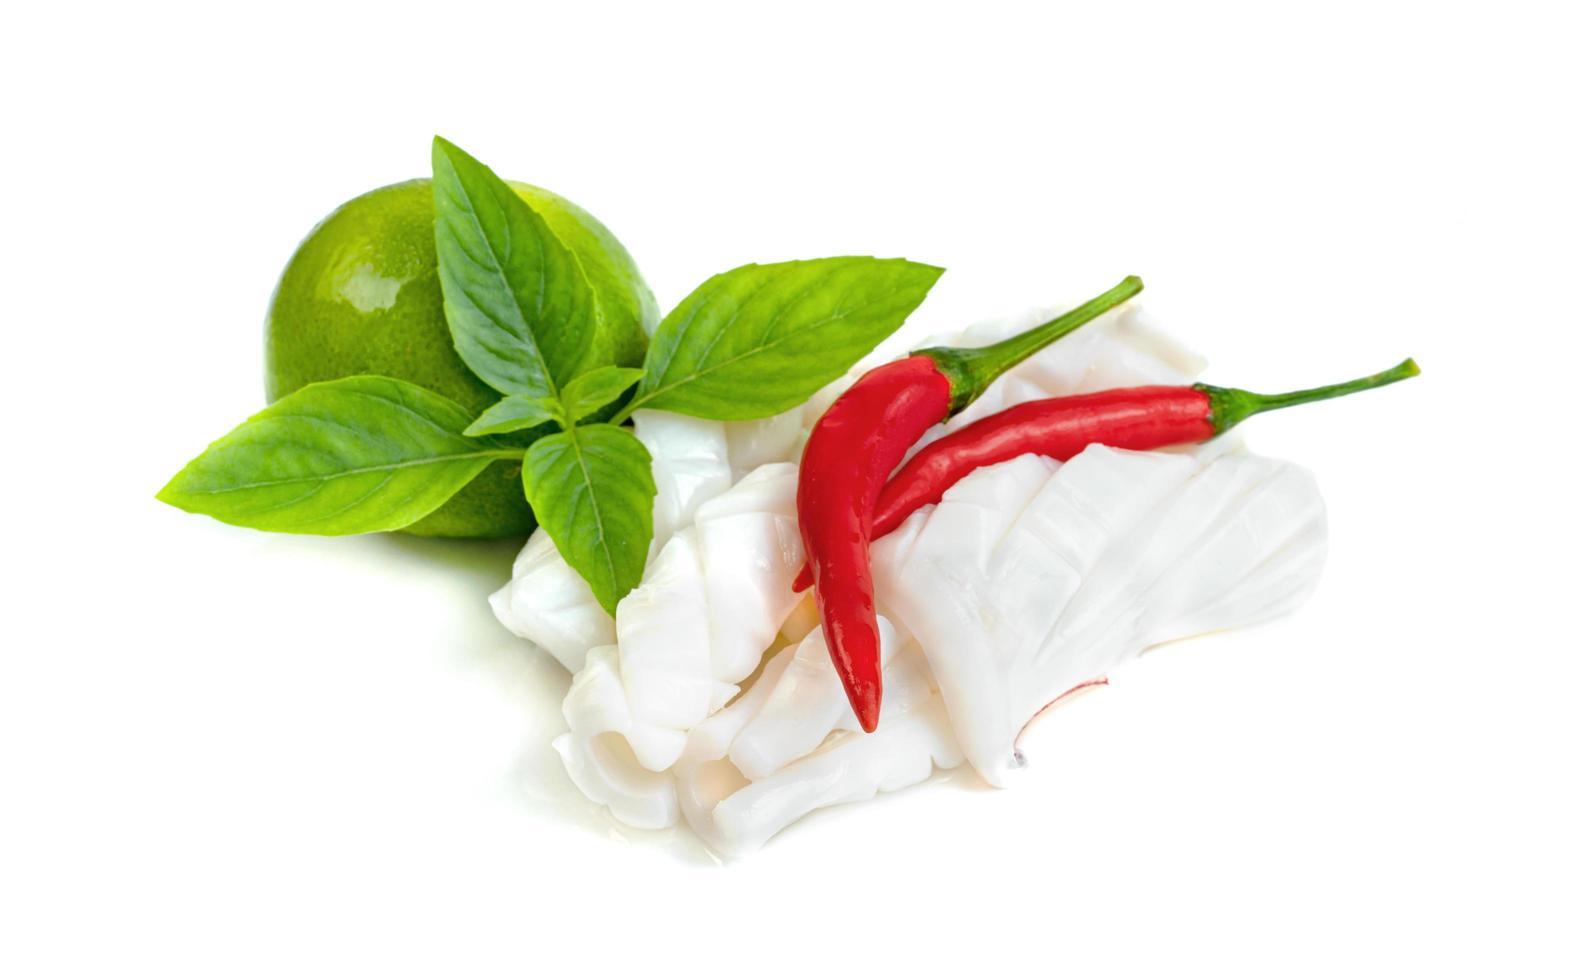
[512, 182, 657, 372]
[464, 394, 563, 436]
[522, 424, 655, 614]
[619, 257, 943, 421]
[560, 366, 644, 423]
[158, 376, 510, 534]
[432, 137, 595, 398]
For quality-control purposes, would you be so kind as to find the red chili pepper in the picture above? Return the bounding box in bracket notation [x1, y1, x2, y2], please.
[795, 355, 1420, 611]
[862, 359, 1420, 541]
[797, 276, 1145, 732]
[795, 357, 1420, 591]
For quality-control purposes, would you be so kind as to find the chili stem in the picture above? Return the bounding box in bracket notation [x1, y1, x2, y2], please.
[917, 275, 1145, 414]
[1200, 358, 1421, 433]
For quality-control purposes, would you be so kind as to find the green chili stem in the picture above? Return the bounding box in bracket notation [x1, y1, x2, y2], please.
[1199, 358, 1421, 434]
[916, 275, 1145, 414]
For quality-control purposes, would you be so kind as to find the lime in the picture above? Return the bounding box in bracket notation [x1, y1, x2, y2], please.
[264, 178, 657, 538]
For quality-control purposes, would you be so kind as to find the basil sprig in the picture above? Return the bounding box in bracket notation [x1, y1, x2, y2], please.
[160, 137, 944, 613]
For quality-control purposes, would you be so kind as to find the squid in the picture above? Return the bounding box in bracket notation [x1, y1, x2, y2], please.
[490, 304, 1329, 856]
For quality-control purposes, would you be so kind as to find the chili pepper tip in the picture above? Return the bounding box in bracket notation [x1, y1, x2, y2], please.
[854, 701, 880, 733]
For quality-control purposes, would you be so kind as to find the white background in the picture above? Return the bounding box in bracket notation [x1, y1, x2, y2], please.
[4, 2, 1571, 976]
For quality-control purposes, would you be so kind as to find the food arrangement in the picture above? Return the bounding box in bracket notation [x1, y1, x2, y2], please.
[160, 139, 1417, 856]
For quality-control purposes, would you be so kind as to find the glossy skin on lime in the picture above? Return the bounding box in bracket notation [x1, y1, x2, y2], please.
[264, 179, 656, 538]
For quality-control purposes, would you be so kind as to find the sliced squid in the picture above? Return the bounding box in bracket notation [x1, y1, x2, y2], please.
[554, 645, 679, 828]
[635, 410, 732, 551]
[488, 532, 609, 674]
[872, 444, 1327, 785]
[490, 302, 1330, 856]
[662, 441, 1325, 853]
[674, 618, 964, 857]
[548, 463, 804, 816]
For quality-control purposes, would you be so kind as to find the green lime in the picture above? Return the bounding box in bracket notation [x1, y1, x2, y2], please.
[264, 178, 657, 538]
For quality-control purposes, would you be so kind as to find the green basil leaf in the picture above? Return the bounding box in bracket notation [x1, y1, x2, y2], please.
[432, 136, 595, 398]
[158, 376, 510, 534]
[512, 182, 657, 372]
[464, 394, 563, 436]
[620, 257, 943, 421]
[522, 424, 655, 614]
[560, 366, 644, 423]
